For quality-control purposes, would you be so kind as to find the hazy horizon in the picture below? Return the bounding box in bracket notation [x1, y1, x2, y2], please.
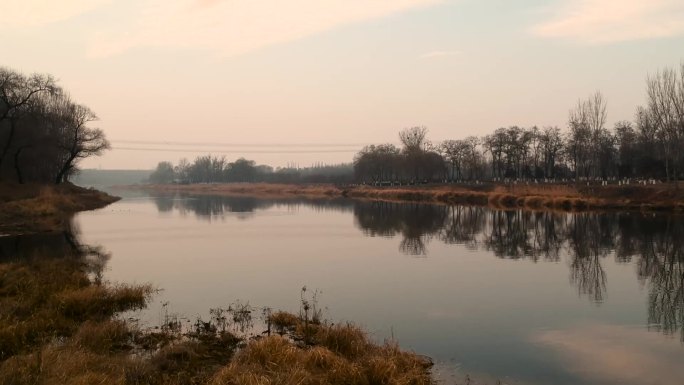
[4, 0, 684, 169]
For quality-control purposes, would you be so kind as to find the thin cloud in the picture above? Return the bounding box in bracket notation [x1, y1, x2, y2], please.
[420, 50, 461, 59]
[531, 0, 684, 44]
[533, 324, 684, 384]
[0, 0, 111, 28]
[89, 0, 443, 58]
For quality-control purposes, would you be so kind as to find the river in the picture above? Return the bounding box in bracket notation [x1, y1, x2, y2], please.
[5, 191, 682, 385]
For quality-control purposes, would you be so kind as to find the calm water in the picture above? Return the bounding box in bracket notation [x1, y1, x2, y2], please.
[4, 192, 683, 384]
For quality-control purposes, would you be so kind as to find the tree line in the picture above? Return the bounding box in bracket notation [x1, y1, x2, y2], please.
[149, 156, 353, 184]
[354, 62, 684, 185]
[149, 61, 683, 186]
[0, 67, 109, 184]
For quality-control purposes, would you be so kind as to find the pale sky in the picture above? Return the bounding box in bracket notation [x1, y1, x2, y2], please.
[2, 0, 684, 169]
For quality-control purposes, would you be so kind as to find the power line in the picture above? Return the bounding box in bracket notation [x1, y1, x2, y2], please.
[111, 146, 357, 154]
[111, 139, 365, 148]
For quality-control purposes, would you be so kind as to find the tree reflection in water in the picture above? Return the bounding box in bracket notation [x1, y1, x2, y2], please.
[0, 222, 111, 284]
[150, 194, 684, 340]
[635, 219, 684, 341]
[353, 201, 446, 256]
[153, 193, 353, 221]
[350, 201, 684, 338]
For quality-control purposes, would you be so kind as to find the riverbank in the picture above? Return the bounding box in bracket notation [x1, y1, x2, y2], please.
[0, 256, 433, 385]
[0, 183, 435, 385]
[127, 182, 684, 213]
[0, 183, 120, 235]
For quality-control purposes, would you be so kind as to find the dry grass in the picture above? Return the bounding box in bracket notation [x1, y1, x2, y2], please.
[72, 320, 132, 353]
[1, 254, 433, 385]
[129, 181, 684, 212]
[0, 257, 152, 361]
[130, 183, 342, 199]
[0, 182, 119, 235]
[311, 323, 369, 359]
[0, 345, 131, 385]
[345, 182, 684, 213]
[269, 311, 299, 335]
[57, 284, 151, 320]
[210, 329, 432, 385]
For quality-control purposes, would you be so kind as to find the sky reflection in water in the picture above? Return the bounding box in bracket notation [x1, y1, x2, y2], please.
[9, 193, 680, 385]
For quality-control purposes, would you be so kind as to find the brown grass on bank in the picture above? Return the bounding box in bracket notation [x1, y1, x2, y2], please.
[0, 257, 153, 361]
[345, 182, 684, 213]
[269, 311, 300, 335]
[128, 183, 342, 199]
[128, 181, 684, 213]
[0, 182, 120, 235]
[1, 253, 434, 385]
[211, 321, 432, 385]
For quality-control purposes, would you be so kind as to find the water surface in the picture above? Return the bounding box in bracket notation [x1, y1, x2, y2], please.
[17, 192, 683, 385]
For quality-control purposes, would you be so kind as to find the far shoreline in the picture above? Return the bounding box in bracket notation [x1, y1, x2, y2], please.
[119, 181, 684, 213]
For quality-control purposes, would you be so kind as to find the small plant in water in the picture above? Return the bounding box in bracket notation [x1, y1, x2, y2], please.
[228, 300, 254, 335]
[299, 286, 324, 344]
[262, 306, 272, 336]
[210, 307, 229, 333]
[159, 301, 182, 334]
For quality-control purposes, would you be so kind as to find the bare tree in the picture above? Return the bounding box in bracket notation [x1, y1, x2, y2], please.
[645, 63, 684, 184]
[483, 128, 507, 179]
[399, 126, 430, 181]
[440, 140, 465, 181]
[52, 95, 110, 184]
[586, 91, 608, 137]
[568, 97, 593, 181]
[0, 67, 59, 177]
[399, 126, 428, 153]
[539, 126, 564, 179]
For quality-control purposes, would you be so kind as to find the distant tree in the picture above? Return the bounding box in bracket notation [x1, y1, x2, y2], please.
[189, 155, 213, 183]
[440, 140, 464, 180]
[644, 63, 684, 183]
[614, 121, 638, 178]
[150, 161, 175, 183]
[421, 151, 447, 181]
[440, 138, 481, 181]
[174, 158, 191, 182]
[398, 126, 428, 152]
[399, 126, 435, 181]
[353, 144, 401, 183]
[539, 126, 564, 179]
[586, 92, 608, 136]
[227, 158, 257, 182]
[635, 107, 663, 177]
[568, 99, 592, 181]
[483, 129, 507, 179]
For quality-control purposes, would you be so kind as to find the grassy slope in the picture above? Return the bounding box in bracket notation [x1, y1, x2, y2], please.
[132, 182, 684, 212]
[0, 183, 120, 235]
